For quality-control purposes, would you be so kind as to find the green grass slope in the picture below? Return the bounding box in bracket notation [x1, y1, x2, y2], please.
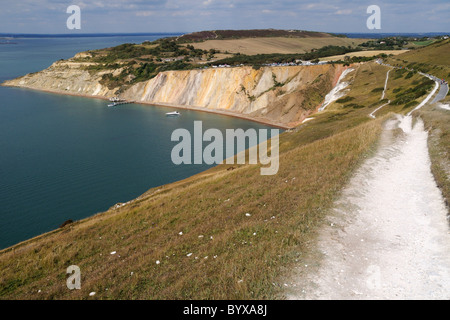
[387, 38, 450, 80]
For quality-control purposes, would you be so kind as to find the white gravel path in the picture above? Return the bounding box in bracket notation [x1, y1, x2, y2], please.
[289, 115, 450, 300]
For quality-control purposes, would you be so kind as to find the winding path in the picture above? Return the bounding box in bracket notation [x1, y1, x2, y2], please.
[370, 68, 392, 118]
[369, 100, 390, 119]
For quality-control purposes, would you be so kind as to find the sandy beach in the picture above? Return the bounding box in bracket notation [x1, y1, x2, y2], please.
[2, 83, 292, 129]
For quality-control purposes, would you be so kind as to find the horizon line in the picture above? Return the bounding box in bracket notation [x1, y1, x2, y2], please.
[1, 30, 449, 37]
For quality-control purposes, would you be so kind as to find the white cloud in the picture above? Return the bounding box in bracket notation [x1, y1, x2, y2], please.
[305, 3, 338, 10]
[335, 9, 352, 15]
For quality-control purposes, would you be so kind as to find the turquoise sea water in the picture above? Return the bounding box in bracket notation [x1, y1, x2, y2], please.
[0, 35, 275, 249]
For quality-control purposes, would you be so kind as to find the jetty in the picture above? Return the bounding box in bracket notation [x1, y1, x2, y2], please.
[108, 97, 134, 107]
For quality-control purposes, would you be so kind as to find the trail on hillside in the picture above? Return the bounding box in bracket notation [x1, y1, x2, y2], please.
[380, 69, 391, 100]
[288, 115, 450, 300]
[369, 68, 392, 119]
[369, 100, 390, 119]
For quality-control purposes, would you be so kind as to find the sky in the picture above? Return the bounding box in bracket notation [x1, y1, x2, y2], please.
[0, 0, 449, 34]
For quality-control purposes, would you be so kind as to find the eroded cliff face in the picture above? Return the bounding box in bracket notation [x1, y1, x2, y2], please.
[3, 59, 346, 127]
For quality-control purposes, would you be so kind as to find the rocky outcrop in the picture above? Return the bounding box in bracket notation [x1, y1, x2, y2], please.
[3, 58, 347, 127]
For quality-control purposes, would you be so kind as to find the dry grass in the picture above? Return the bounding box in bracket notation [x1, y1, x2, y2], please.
[416, 104, 450, 208]
[183, 37, 368, 55]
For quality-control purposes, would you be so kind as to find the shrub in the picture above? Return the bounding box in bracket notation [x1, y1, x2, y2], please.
[405, 71, 416, 79]
[344, 103, 365, 109]
[336, 96, 355, 103]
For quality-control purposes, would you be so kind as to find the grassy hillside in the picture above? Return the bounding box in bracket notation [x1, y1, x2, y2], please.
[174, 29, 335, 43]
[184, 37, 367, 56]
[322, 60, 434, 117]
[386, 39, 450, 80]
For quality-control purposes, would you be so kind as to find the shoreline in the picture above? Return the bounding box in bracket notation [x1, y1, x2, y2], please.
[2, 83, 292, 130]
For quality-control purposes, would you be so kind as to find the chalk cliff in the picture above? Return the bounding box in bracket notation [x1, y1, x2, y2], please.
[3, 57, 347, 127]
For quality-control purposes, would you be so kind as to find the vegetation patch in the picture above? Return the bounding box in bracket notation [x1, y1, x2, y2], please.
[344, 103, 365, 109]
[391, 78, 434, 106]
[335, 96, 355, 103]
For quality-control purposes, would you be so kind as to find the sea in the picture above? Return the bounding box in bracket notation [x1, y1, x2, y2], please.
[0, 34, 276, 249]
[343, 32, 449, 39]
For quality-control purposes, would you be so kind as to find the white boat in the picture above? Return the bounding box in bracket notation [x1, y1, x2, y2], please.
[166, 111, 181, 116]
[108, 102, 117, 107]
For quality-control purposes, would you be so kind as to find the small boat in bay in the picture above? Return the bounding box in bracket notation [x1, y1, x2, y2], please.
[166, 111, 181, 116]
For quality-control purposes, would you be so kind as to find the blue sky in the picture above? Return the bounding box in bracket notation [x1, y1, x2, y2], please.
[1, 0, 449, 34]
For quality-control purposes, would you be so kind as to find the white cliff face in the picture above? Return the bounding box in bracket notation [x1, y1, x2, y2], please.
[3, 60, 119, 97]
[318, 68, 354, 111]
[3, 58, 345, 126]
